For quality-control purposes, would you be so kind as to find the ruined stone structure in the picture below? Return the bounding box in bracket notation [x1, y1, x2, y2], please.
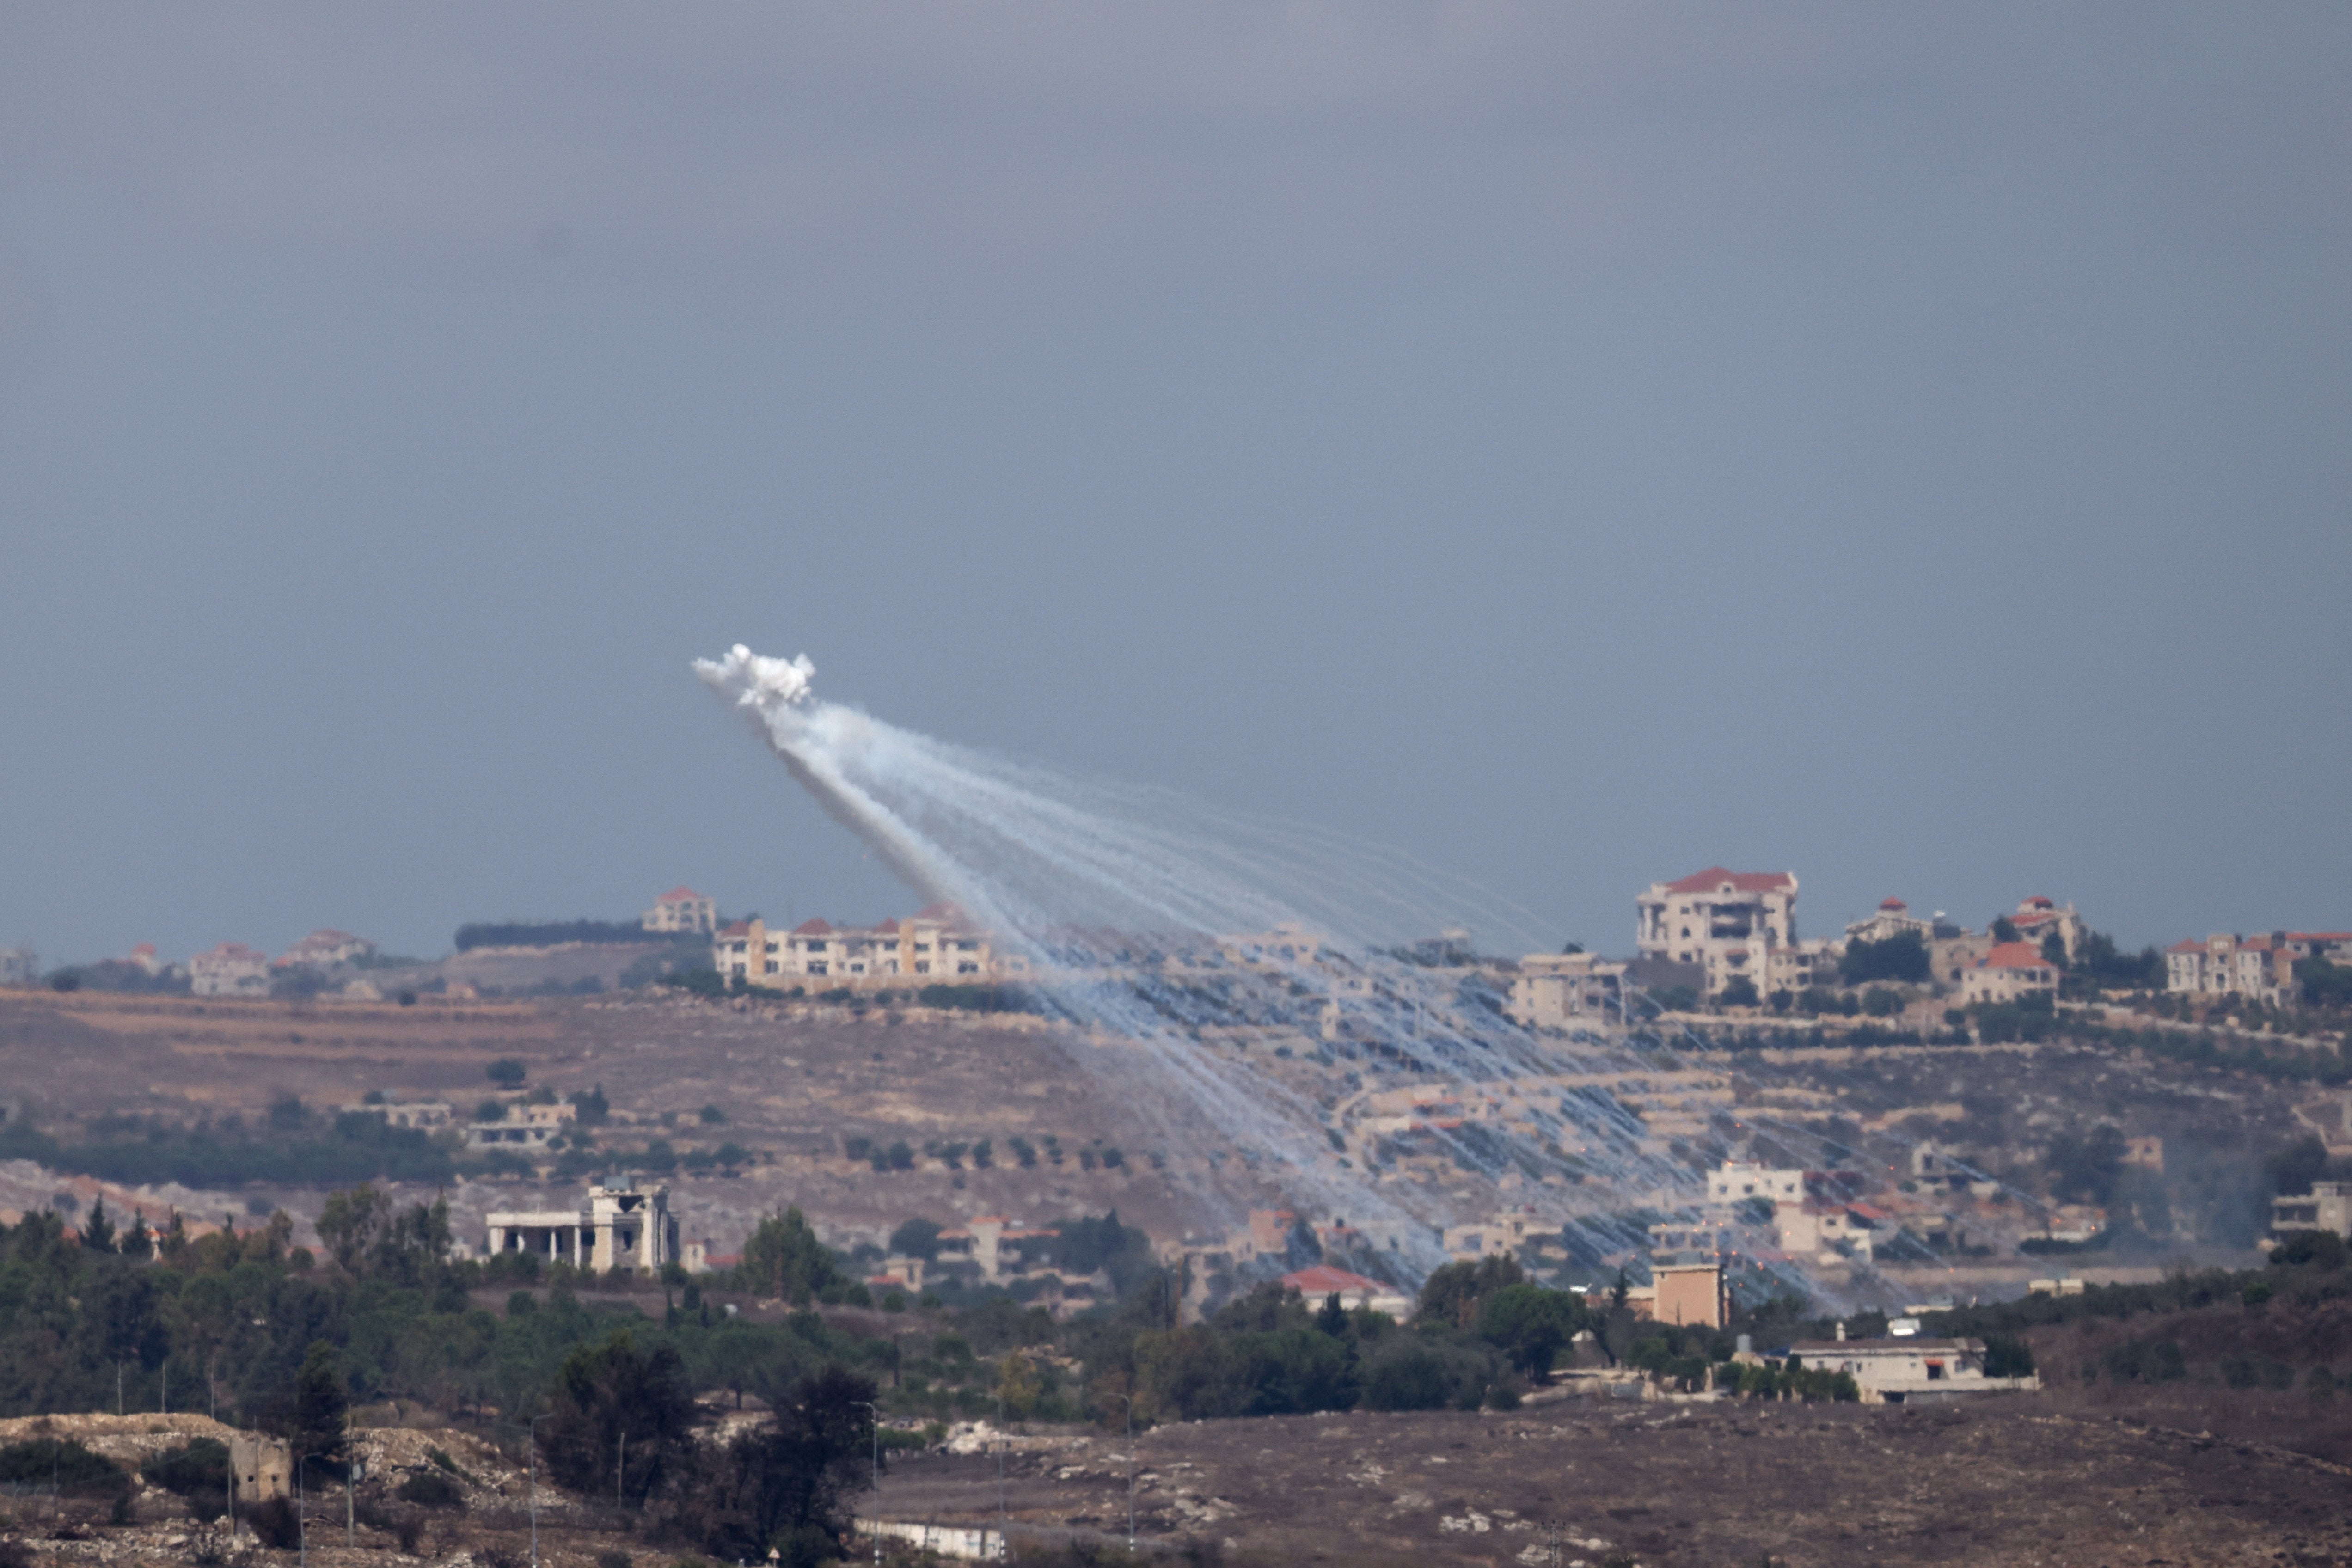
[485, 1177, 679, 1273]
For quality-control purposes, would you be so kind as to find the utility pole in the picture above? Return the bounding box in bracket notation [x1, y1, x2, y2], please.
[616, 1430, 626, 1511]
[528, 1414, 553, 1568]
[297, 1457, 309, 1568]
[161, 1359, 168, 1415]
[345, 1407, 356, 1546]
[991, 1393, 1008, 1558]
[853, 1400, 881, 1568]
[1104, 1392, 1136, 1550]
[116, 1363, 124, 1416]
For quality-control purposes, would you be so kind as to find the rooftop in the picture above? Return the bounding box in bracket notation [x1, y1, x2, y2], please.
[1660, 867, 1797, 896]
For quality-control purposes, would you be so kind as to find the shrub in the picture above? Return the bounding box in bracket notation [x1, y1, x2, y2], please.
[244, 1496, 301, 1550]
[0, 1439, 126, 1495]
[396, 1469, 465, 1508]
[143, 1439, 230, 1515]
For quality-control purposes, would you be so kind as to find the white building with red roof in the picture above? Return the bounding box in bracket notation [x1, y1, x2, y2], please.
[1280, 1263, 1414, 1318]
[641, 886, 718, 935]
[189, 942, 270, 997]
[1636, 867, 1832, 998]
[2003, 896, 2084, 961]
[2165, 933, 2293, 1003]
[1960, 941, 2062, 1005]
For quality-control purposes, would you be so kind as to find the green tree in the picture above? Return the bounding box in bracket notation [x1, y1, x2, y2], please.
[538, 1330, 698, 1505]
[1841, 931, 1931, 986]
[740, 1208, 844, 1305]
[674, 1365, 878, 1567]
[887, 1218, 943, 1261]
[289, 1341, 349, 1474]
[1416, 1255, 1525, 1329]
[81, 1196, 116, 1252]
[1476, 1284, 1586, 1381]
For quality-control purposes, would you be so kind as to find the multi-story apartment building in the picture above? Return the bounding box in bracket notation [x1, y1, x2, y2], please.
[642, 886, 718, 935]
[273, 929, 376, 968]
[1636, 867, 1831, 997]
[711, 903, 1028, 990]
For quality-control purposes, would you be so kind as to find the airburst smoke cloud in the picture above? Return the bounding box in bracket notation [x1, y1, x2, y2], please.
[694, 643, 1715, 1282]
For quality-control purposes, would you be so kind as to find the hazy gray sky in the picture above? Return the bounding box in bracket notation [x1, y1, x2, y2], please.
[3, 5, 2347, 965]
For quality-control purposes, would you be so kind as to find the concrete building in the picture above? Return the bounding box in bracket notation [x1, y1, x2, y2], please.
[933, 1216, 1061, 1282]
[485, 1176, 680, 1273]
[642, 886, 718, 935]
[1635, 867, 1811, 998]
[2003, 897, 2083, 961]
[190, 942, 270, 997]
[339, 1099, 452, 1130]
[228, 1432, 291, 1506]
[273, 930, 376, 968]
[2164, 933, 2292, 1004]
[1708, 1163, 1810, 1206]
[465, 1100, 576, 1151]
[712, 903, 1028, 991]
[1774, 1199, 1883, 1262]
[1960, 942, 2062, 1005]
[1785, 1335, 2034, 1403]
[2272, 1181, 2352, 1241]
[1507, 951, 1627, 1028]
[1646, 1262, 1729, 1328]
[0, 947, 36, 986]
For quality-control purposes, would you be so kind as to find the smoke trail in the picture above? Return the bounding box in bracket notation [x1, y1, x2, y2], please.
[696, 644, 1730, 1284]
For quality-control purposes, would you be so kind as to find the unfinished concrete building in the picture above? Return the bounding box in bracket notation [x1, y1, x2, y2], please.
[485, 1177, 680, 1273]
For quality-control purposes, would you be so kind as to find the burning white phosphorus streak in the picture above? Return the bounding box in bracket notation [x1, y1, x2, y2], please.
[695, 644, 1751, 1285]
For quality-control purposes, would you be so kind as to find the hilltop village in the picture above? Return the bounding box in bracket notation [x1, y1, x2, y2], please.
[5, 871, 2352, 1566]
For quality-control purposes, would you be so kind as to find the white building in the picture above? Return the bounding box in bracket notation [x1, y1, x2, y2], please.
[1707, 1162, 1809, 1206]
[1636, 867, 1829, 998]
[2164, 933, 2291, 1004]
[1844, 897, 1935, 945]
[0, 948, 36, 986]
[340, 1099, 452, 1130]
[1785, 1335, 2036, 1403]
[190, 942, 270, 997]
[642, 886, 718, 935]
[713, 903, 1029, 991]
[1959, 942, 2062, 1005]
[485, 1176, 680, 1273]
[273, 929, 376, 968]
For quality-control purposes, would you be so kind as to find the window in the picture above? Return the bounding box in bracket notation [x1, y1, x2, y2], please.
[765, 961, 778, 974]
[915, 961, 930, 974]
[957, 961, 980, 974]
[808, 962, 827, 976]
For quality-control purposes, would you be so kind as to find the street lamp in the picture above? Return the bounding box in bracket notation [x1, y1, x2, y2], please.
[852, 1401, 881, 1568]
[990, 1393, 1009, 1559]
[1102, 1393, 1135, 1549]
[527, 1414, 555, 1568]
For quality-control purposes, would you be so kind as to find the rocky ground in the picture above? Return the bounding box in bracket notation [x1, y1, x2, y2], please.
[885, 1392, 2352, 1566]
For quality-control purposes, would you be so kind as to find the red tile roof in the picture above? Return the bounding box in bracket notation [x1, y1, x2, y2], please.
[1282, 1264, 1387, 1296]
[1660, 867, 1796, 895]
[2166, 939, 2203, 953]
[1980, 942, 2053, 970]
[791, 918, 834, 936]
[1878, 898, 1907, 911]
[2022, 896, 2055, 909]
[658, 886, 705, 904]
[717, 920, 752, 938]
[2288, 932, 2352, 942]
